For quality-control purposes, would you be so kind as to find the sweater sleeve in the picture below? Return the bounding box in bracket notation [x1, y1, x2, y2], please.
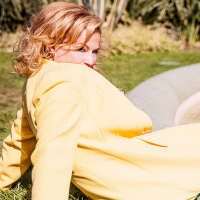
[0, 108, 36, 190]
[30, 76, 83, 200]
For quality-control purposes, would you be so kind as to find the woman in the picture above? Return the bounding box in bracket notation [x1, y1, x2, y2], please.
[0, 2, 200, 200]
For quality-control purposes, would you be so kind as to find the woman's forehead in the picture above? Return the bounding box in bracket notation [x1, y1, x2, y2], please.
[75, 29, 100, 46]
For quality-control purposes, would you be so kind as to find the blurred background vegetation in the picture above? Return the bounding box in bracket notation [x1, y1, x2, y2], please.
[1, 0, 200, 54]
[1, 1, 200, 199]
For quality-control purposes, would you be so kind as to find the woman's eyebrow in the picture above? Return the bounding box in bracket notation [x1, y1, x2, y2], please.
[84, 44, 100, 50]
[73, 43, 84, 48]
[93, 47, 100, 51]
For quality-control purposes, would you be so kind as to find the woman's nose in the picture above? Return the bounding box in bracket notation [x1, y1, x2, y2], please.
[82, 52, 96, 67]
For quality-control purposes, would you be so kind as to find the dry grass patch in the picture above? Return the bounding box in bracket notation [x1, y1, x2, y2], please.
[104, 21, 183, 55]
[0, 29, 23, 52]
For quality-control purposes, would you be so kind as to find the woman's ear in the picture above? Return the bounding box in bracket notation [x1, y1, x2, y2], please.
[48, 45, 56, 54]
[48, 46, 56, 61]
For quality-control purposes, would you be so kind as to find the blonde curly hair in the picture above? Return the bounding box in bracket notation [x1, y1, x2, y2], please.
[13, 2, 107, 76]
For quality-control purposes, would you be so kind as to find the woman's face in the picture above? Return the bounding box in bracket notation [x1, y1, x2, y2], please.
[50, 29, 100, 68]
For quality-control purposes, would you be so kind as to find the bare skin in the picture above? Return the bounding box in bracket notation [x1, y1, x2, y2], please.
[49, 29, 100, 68]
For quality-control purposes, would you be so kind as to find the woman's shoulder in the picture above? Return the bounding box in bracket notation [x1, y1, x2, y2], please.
[27, 60, 106, 95]
[36, 60, 87, 81]
[35, 60, 110, 87]
[40, 60, 106, 81]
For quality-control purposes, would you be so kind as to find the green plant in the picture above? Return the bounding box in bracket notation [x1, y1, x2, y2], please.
[127, 0, 200, 46]
[0, 0, 44, 32]
[0, 0, 76, 33]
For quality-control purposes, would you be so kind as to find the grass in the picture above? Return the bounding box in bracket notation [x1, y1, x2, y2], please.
[100, 51, 200, 92]
[0, 53, 24, 141]
[0, 51, 200, 199]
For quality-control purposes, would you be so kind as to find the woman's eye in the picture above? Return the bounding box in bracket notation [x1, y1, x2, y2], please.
[93, 50, 99, 54]
[78, 47, 85, 52]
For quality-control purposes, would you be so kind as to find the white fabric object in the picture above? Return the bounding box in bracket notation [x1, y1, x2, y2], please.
[175, 91, 200, 125]
[126, 63, 200, 131]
